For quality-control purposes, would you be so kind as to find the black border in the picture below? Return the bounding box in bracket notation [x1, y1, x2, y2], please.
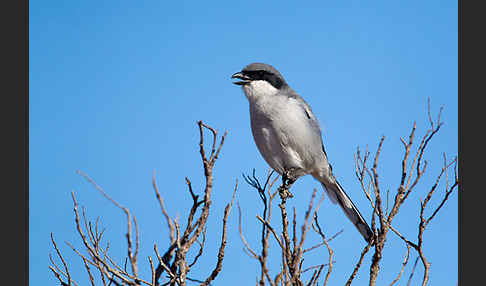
[458, 0, 483, 285]
[3, 0, 28, 284]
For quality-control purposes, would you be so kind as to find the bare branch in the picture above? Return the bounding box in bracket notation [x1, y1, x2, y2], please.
[82, 256, 96, 286]
[345, 241, 372, 286]
[256, 215, 284, 250]
[50, 233, 73, 286]
[77, 170, 140, 278]
[352, 99, 456, 286]
[152, 171, 176, 244]
[154, 244, 175, 282]
[237, 202, 258, 259]
[406, 256, 420, 286]
[200, 181, 238, 286]
[188, 228, 206, 268]
[312, 214, 334, 286]
[390, 244, 411, 286]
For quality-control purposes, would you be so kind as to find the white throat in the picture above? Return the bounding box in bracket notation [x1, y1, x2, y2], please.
[242, 80, 279, 101]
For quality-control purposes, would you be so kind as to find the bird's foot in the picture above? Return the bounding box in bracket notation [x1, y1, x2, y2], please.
[278, 185, 294, 199]
[282, 168, 298, 186]
[278, 168, 298, 199]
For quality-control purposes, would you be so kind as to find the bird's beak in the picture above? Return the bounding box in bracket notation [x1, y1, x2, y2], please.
[231, 72, 251, 85]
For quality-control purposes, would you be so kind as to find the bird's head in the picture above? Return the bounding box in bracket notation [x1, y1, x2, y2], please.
[232, 63, 288, 99]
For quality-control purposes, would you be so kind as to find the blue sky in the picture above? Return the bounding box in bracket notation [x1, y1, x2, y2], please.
[30, 1, 457, 285]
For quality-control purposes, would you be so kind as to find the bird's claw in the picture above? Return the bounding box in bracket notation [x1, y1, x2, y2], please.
[282, 168, 298, 185]
[278, 168, 298, 199]
[278, 185, 294, 199]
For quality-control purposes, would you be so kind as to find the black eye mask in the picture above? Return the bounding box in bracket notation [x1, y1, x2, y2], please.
[244, 70, 285, 89]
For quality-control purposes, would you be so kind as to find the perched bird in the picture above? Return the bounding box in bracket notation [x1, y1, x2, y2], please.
[231, 62, 373, 243]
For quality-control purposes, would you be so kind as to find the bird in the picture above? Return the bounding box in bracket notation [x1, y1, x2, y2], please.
[231, 62, 374, 243]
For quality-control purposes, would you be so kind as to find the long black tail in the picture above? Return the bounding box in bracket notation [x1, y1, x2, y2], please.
[320, 180, 373, 243]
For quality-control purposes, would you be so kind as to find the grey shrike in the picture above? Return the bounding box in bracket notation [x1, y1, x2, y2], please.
[231, 62, 373, 243]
